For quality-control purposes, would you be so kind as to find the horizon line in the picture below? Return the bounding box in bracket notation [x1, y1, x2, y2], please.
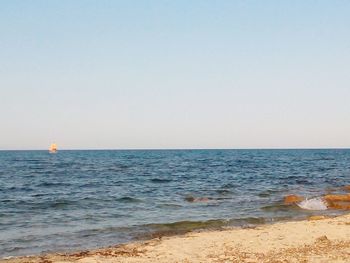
[1, 147, 350, 151]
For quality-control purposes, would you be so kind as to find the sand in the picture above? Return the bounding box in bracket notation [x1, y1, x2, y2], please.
[3, 214, 350, 263]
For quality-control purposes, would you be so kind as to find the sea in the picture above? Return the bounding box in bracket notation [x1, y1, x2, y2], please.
[1, 149, 350, 258]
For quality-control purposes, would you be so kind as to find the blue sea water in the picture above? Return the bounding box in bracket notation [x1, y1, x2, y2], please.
[1, 149, 350, 258]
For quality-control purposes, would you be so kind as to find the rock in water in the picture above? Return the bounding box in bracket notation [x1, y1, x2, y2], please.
[284, 195, 304, 204]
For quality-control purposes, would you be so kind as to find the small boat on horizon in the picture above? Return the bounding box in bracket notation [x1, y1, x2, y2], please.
[49, 143, 57, 153]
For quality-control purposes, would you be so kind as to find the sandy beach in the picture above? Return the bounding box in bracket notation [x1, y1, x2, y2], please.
[3, 213, 350, 263]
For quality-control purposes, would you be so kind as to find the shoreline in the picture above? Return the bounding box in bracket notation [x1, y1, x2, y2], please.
[2, 213, 350, 263]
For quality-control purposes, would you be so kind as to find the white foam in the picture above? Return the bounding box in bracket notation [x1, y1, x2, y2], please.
[297, 197, 328, 210]
[1, 256, 14, 260]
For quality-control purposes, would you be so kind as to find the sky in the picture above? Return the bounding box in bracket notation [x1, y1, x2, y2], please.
[1, 0, 350, 150]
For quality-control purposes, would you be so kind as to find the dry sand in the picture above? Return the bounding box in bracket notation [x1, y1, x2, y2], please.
[3, 214, 350, 263]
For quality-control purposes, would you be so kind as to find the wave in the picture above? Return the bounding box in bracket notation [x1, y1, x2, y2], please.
[156, 203, 183, 208]
[150, 178, 172, 183]
[258, 189, 282, 197]
[143, 219, 227, 237]
[260, 203, 293, 212]
[296, 179, 312, 185]
[140, 216, 275, 239]
[216, 189, 232, 195]
[36, 182, 70, 187]
[116, 197, 142, 203]
[221, 183, 239, 188]
[49, 199, 78, 209]
[297, 198, 328, 210]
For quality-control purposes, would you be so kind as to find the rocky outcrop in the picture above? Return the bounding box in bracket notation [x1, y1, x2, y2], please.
[284, 195, 304, 204]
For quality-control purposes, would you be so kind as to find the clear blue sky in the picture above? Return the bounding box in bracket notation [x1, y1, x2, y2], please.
[1, 0, 349, 150]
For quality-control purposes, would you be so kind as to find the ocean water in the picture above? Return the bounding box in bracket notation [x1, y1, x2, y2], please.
[1, 149, 350, 258]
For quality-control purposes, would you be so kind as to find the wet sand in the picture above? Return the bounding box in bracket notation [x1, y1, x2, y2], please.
[2, 213, 350, 263]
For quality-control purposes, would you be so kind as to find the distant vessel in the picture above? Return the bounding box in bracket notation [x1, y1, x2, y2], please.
[49, 143, 57, 153]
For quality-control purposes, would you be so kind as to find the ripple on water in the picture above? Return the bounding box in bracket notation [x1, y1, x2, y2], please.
[116, 197, 143, 203]
[150, 178, 172, 183]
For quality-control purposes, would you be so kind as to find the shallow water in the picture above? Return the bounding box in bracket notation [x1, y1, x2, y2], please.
[1, 149, 350, 257]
